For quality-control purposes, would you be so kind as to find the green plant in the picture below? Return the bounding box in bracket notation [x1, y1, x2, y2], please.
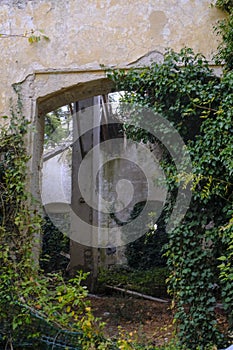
[214, 0, 233, 69]
[106, 46, 232, 349]
[98, 266, 168, 298]
[122, 202, 168, 270]
[0, 112, 117, 350]
[0, 29, 49, 43]
[44, 105, 72, 148]
[40, 215, 70, 273]
[215, 0, 233, 13]
[218, 216, 233, 330]
[0, 112, 43, 346]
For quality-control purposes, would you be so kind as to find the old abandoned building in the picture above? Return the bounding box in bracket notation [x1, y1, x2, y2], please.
[0, 0, 225, 287]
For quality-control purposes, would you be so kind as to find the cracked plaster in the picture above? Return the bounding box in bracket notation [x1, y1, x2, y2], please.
[0, 0, 226, 117]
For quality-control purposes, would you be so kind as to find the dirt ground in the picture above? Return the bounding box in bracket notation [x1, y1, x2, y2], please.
[88, 294, 229, 348]
[89, 294, 174, 347]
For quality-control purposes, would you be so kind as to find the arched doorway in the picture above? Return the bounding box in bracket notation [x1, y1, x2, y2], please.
[34, 75, 115, 290]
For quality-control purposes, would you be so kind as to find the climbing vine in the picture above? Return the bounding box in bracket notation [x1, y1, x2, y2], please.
[0, 29, 49, 43]
[214, 0, 233, 69]
[107, 44, 232, 349]
[0, 1, 232, 349]
[0, 111, 116, 349]
[215, 0, 233, 13]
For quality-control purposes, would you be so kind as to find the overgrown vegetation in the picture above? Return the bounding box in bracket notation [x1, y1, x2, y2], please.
[0, 2, 232, 349]
[126, 204, 168, 270]
[215, 0, 233, 69]
[44, 105, 72, 148]
[40, 215, 70, 273]
[0, 103, 178, 350]
[98, 266, 168, 298]
[106, 4, 233, 347]
[0, 112, 116, 350]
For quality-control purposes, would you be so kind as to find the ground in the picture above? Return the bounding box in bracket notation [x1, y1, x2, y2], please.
[88, 294, 229, 348]
[90, 294, 175, 347]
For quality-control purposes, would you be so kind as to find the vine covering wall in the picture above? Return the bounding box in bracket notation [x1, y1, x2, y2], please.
[0, 1, 232, 349]
[107, 10, 233, 346]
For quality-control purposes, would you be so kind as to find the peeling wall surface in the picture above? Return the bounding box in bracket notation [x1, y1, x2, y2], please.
[0, 0, 226, 273]
[0, 0, 225, 117]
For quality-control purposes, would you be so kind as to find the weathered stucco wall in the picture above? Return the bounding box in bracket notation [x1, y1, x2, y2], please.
[0, 0, 226, 277]
[0, 0, 225, 116]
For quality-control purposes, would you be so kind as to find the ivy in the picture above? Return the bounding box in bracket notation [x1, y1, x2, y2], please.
[106, 46, 232, 349]
[215, 0, 233, 14]
[0, 112, 116, 349]
[214, 0, 233, 69]
[218, 217, 233, 329]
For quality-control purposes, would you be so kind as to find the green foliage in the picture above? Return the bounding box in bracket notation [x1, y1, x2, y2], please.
[166, 220, 224, 349]
[126, 226, 168, 270]
[213, 1, 233, 338]
[110, 201, 168, 269]
[0, 29, 49, 43]
[218, 216, 233, 329]
[0, 112, 41, 345]
[40, 215, 70, 273]
[214, 0, 233, 69]
[215, 0, 233, 13]
[107, 46, 232, 349]
[44, 106, 72, 148]
[0, 113, 116, 350]
[108, 48, 219, 142]
[98, 266, 168, 298]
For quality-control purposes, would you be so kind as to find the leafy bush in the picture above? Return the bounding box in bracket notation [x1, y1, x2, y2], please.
[124, 202, 168, 269]
[107, 46, 232, 349]
[40, 215, 70, 273]
[0, 113, 116, 350]
[98, 266, 168, 298]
